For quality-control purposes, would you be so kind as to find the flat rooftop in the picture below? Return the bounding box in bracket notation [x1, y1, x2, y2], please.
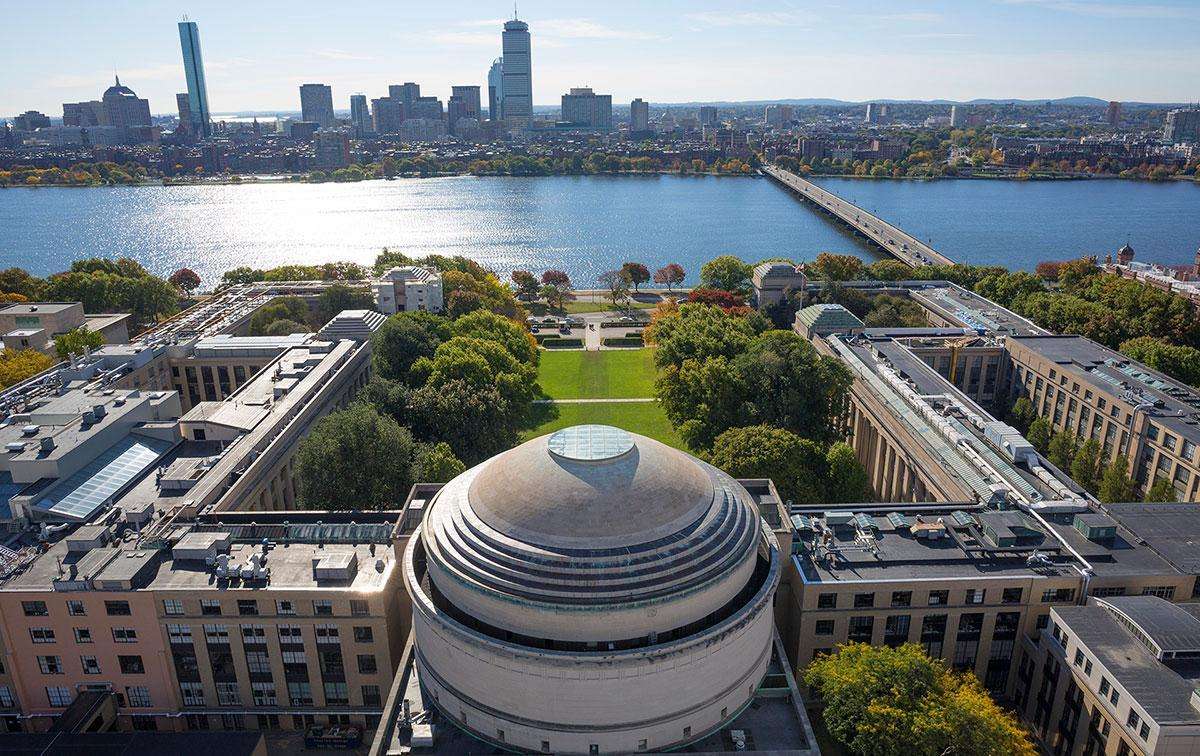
[1105, 503, 1200, 575]
[1010, 335, 1200, 442]
[0, 302, 77, 316]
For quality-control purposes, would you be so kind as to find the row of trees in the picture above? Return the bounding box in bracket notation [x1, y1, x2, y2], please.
[293, 254, 536, 510]
[0, 161, 153, 187]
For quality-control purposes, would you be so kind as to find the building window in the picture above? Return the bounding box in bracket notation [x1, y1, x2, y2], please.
[1085, 659, 1093, 675]
[965, 589, 985, 605]
[180, 682, 206, 707]
[1100, 677, 1111, 695]
[241, 625, 266, 644]
[1139, 723, 1150, 740]
[1110, 689, 1120, 705]
[246, 651, 271, 676]
[1001, 588, 1022, 604]
[357, 654, 378, 674]
[1036, 614, 1050, 630]
[323, 682, 349, 705]
[350, 599, 370, 617]
[81, 656, 101, 675]
[221, 714, 245, 731]
[167, 624, 193, 643]
[37, 656, 63, 674]
[890, 591, 912, 607]
[1092, 587, 1126, 598]
[126, 686, 152, 707]
[203, 624, 230, 644]
[313, 600, 333, 616]
[287, 682, 313, 706]
[638, 740, 648, 751]
[815, 620, 835, 636]
[251, 682, 277, 706]
[276, 600, 296, 615]
[1073, 650, 1085, 666]
[542, 741, 551, 753]
[1141, 586, 1176, 600]
[105, 601, 131, 616]
[119, 655, 145, 674]
[29, 628, 55, 644]
[362, 684, 382, 707]
[22, 601, 48, 617]
[0, 686, 16, 708]
[278, 625, 303, 643]
[163, 599, 184, 616]
[928, 590, 948, 606]
[66, 600, 86, 616]
[1041, 588, 1075, 603]
[884, 615, 911, 648]
[46, 686, 72, 707]
[112, 627, 137, 643]
[353, 626, 374, 643]
[216, 682, 241, 706]
[237, 600, 259, 616]
[848, 616, 874, 643]
[817, 593, 837, 609]
[1127, 711, 1140, 729]
[186, 713, 210, 730]
[200, 599, 222, 616]
[73, 627, 93, 644]
[853, 593, 875, 608]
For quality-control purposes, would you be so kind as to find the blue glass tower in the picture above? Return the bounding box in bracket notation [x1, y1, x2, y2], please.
[178, 20, 212, 137]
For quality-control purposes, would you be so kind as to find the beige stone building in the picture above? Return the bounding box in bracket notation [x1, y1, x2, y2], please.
[0, 302, 130, 355]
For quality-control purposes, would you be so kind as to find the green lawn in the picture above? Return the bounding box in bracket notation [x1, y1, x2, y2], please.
[528, 296, 665, 315]
[521, 401, 687, 451]
[537, 348, 658, 399]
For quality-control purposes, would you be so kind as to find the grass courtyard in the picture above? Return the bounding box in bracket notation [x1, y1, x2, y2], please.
[536, 348, 658, 400]
[526, 347, 688, 451]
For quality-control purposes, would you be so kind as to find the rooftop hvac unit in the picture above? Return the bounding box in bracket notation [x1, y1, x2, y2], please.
[40, 437, 55, 452]
[5, 442, 24, 453]
[21, 425, 39, 436]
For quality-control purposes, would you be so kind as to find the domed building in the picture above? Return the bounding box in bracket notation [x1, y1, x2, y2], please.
[101, 75, 151, 129]
[404, 425, 781, 754]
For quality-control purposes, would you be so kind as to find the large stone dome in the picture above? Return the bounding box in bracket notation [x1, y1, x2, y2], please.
[418, 425, 763, 643]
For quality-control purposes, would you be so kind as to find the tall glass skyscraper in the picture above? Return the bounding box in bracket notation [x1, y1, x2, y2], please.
[178, 20, 212, 137]
[501, 17, 531, 127]
[487, 58, 504, 122]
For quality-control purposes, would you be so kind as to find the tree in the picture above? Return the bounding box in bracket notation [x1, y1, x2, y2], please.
[866, 259, 911, 281]
[709, 426, 826, 505]
[371, 311, 452, 383]
[599, 270, 632, 308]
[825, 442, 871, 503]
[541, 269, 572, 289]
[168, 267, 201, 295]
[647, 303, 764, 371]
[54, 327, 104, 360]
[685, 287, 746, 310]
[1119, 336, 1200, 388]
[0, 267, 44, 299]
[540, 283, 574, 312]
[809, 252, 865, 282]
[414, 442, 466, 483]
[804, 644, 1035, 756]
[699, 255, 752, 293]
[1098, 455, 1137, 503]
[1026, 418, 1052, 453]
[1047, 431, 1078, 471]
[295, 403, 416, 510]
[1070, 439, 1102, 493]
[0, 349, 56, 388]
[264, 319, 308, 336]
[1007, 397, 1037, 434]
[653, 263, 686, 292]
[373, 247, 414, 273]
[452, 309, 538, 367]
[620, 262, 650, 292]
[315, 284, 373, 325]
[404, 379, 522, 465]
[511, 270, 540, 302]
[248, 296, 310, 335]
[1144, 477, 1177, 503]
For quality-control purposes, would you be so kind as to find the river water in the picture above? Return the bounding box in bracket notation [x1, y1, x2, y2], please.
[0, 174, 1195, 288]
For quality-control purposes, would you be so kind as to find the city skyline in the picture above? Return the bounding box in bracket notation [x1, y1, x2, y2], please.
[2, 0, 1199, 118]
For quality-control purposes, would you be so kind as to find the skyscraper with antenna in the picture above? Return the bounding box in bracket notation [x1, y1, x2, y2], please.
[178, 17, 212, 137]
[500, 12, 532, 128]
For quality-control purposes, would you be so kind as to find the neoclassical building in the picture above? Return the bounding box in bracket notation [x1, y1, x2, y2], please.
[404, 425, 782, 754]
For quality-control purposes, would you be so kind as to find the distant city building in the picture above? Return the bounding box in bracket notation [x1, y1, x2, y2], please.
[487, 57, 504, 120]
[388, 82, 420, 116]
[373, 266, 444, 313]
[560, 87, 612, 130]
[1163, 107, 1200, 142]
[12, 111, 50, 132]
[178, 20, 212, 137]
[287, 120, 319, 141]
[100, 76, 151, 129]
[409, 96, 443, 121]
[398, 118, 446, 142]
[763, 104, 793, 128]
[450, 85, 481, 121]
[349, 94, 371, 137]
[299, 83, 335, 128]
[62, 101, 103, 127]
[949, 104, 964, 128]
[630, 98, 649, 132]
[1106, 100, 1123, 128]
[174, 93, 192, 135]
[501, 17, 532, 127]
[865, 102, 890, 123]
[698, 105, 718, 126]
[314, 130, 350, 169]
[371, 97, 404, 134]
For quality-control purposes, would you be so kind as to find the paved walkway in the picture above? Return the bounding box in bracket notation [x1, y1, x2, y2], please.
[533, 397, 655, 404]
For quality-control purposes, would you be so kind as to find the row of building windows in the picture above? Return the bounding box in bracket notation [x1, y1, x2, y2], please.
[22, 599, 131, 617]
[165, 597, 371, 617]
[38, 654, 144, 675]
[816, 586, 1045, 610]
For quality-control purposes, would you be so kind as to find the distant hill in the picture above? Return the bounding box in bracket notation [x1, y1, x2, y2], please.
[652, 97, 1183, 108]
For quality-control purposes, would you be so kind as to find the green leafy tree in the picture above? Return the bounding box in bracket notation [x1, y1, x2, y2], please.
[315, 284, 373, 325]
[657, 356, 747, 451]
[0, 267, 45, 299]
[1007, 397, 1037, 434]
[221, 267, 265, 288]
[1047, 431, 1078, 471]
[620, 262, 650, 292]
[699, 255, 752, 293]
[1070, 439, 1102, 493]
[248, 296, 310, 335]
[1098, 455, 1137, 503]
[825, 442, 872, 503]
[866, 259, 911, 281]
[510, 270, 540, 302]
[709, 425, 826, 505]
[1026, 418, 1052, 453]
[295, 403, 415, 510]
[452, 309, 538, 367]
[599, 269, 632, 308]
[414, 442, 467, 483]
[647, 303, 763, 370]
[0, 349, 56, 388]
[804, 644, 1035, 756]
[809, 252, 865, 282]
[263, 319, 308, 336]
[373, 247, 414, 274]
[371, 311, 452, 383]
[1144, 477, 1177, 503]
[441, 268, 525, 320]
[54, 327, 104, 359]
[1119, 337, 1200, 388]
[404, 379, 521, 465]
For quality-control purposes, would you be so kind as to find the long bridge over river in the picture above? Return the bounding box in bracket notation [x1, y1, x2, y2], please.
[762, 165, 954, 267]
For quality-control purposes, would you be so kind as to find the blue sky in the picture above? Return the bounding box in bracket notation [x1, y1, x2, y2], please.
[3, 0, 1197, 117]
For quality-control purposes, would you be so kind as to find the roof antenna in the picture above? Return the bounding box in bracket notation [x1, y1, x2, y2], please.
[513, 3, 518, 20]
